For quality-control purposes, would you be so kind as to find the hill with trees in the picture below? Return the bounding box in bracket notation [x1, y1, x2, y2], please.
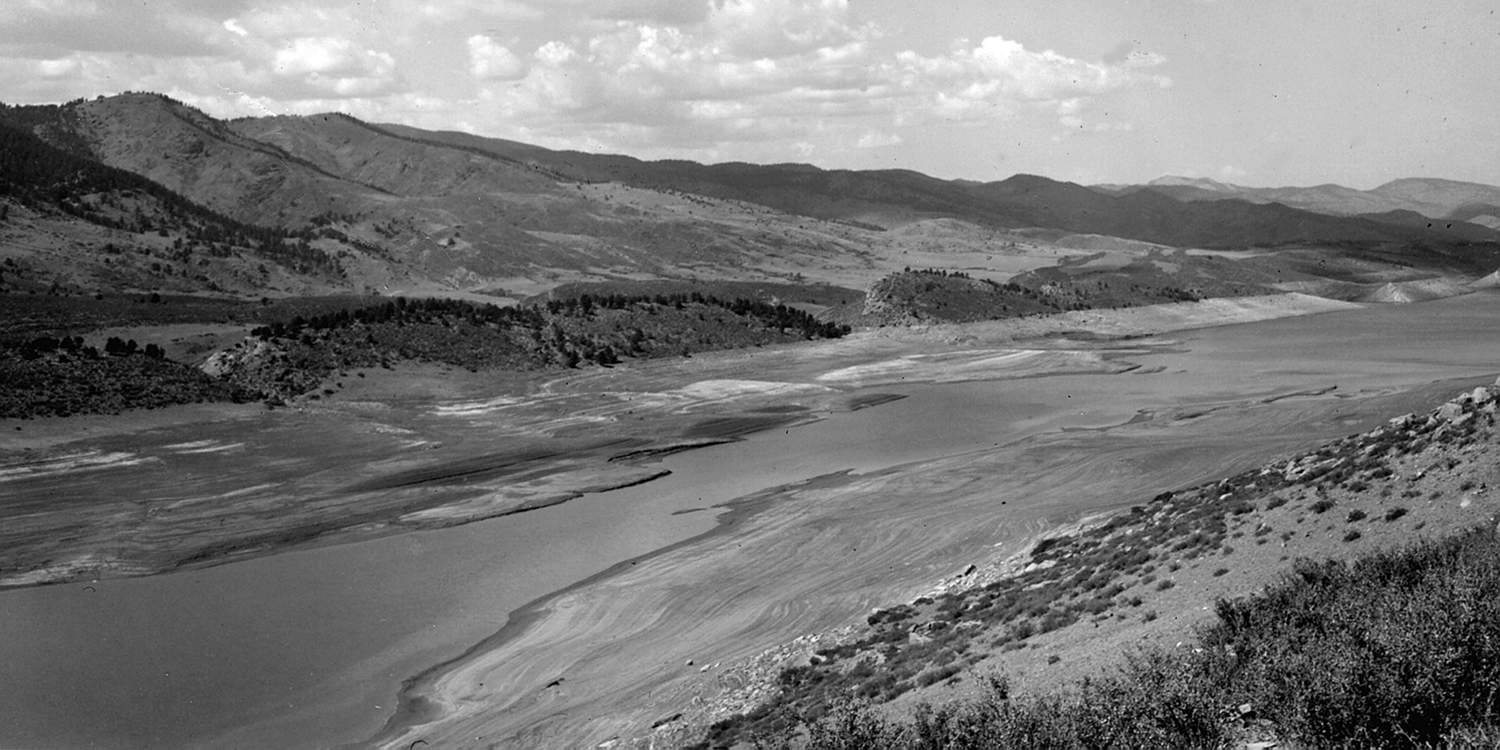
[211, 293, 850, 402]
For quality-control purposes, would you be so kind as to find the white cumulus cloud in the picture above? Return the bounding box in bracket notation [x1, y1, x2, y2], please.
[468, 35, 527, 80]
[0, 0, 1168, 164]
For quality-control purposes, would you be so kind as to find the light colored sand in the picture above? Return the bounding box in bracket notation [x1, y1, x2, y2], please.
[365, 294, 1402, 750]
[374, 384, 1434, 749]
[814, 349, 1127, 387]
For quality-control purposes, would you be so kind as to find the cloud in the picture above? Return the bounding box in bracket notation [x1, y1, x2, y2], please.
[855, 130, 901, 148]
[392, 0, 544, 23]
[459, 0, 1166, 158]
[468, 35, 527, 80]
[270, 37, 402, 95]
[0, 0, 1167, 163]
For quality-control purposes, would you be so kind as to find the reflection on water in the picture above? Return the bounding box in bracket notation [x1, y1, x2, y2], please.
[3, 291, 1499, 749]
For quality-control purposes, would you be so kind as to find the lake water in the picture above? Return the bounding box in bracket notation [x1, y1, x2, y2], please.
[4, 292, 1500, 749]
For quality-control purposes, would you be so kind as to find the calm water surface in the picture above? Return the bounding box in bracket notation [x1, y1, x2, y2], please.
[3, 292, 1500, 749]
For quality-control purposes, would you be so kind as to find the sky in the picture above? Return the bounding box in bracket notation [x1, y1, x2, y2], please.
[1, 0, 1496, 189]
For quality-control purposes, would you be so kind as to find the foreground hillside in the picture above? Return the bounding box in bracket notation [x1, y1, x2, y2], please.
[663, 381, 1500, 749]
[758, 523, 1500, 749]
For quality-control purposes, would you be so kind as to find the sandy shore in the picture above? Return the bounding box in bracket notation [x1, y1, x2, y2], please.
[368, 378, 1454, 748]
[359, 293, 1399, 749]
[8, 294, 1330, 590]
[0, 291, 1393, 749]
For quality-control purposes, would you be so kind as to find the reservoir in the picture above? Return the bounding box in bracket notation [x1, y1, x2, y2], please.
[4, 291, 1500, 749]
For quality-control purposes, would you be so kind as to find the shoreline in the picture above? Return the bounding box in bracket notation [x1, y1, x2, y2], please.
[0, 291, 1415, 749]
[354, 466, 845, 750]
[0, 426, 812, 591]
[331, 293, 1401, 748]
[0, 292, 1368, 593]
[679, 372, 1500, 748]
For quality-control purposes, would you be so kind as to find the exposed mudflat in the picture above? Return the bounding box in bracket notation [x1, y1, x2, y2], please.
[362, 292, 1500, 750]
[3, 291, 1495, 749]
[9, 292, 1317, 589]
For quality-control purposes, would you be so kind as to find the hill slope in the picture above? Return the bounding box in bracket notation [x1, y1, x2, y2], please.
[373, 123, 1500, 255]
[4, 92, 1499, 301]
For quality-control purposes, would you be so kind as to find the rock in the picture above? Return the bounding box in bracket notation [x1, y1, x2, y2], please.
[1437, 402, 1464, 421]
[1472, 387, 1491, 404]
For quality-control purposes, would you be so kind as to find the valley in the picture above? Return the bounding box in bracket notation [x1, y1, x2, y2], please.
[3, 91, 1500, 750]
[3, 291, 1500, 749]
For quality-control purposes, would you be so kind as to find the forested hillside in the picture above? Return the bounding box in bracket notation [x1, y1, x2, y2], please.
[0, 119, 336, 276]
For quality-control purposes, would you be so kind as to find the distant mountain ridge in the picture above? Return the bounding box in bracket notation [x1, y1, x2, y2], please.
[1094, 174, 1500, 223]
[373, 124, 1500, 253]
[1, 92, 1498, 301]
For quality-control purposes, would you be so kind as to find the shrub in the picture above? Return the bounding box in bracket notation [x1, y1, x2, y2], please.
[1343, 530, 1362, 542]
[1310, 499, 1336, 514]
[1384, 507, 1409, 522]
[764, 526, 1500, 750]
[1346, 509, 1367, 523]
[1200, 526, 1500, 746]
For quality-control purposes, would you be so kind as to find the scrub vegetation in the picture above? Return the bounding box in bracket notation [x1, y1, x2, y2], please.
[750, 524, 1500, 749]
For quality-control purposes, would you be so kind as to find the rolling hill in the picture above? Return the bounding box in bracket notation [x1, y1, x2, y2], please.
[2, 92, 1498, 305]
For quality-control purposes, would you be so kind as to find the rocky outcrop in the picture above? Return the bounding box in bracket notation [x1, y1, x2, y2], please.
[199, 337, 313, 401]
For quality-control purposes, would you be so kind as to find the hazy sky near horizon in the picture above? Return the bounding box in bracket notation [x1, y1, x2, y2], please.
[1, 0, 1495, 188]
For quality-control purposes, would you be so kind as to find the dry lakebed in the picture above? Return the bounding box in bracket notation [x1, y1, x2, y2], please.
[4, 292, 1500, 749]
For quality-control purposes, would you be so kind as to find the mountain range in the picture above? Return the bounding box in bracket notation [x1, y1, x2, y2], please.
[2, 92, 1498, 301]
[1095, 175, 1500, 228]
